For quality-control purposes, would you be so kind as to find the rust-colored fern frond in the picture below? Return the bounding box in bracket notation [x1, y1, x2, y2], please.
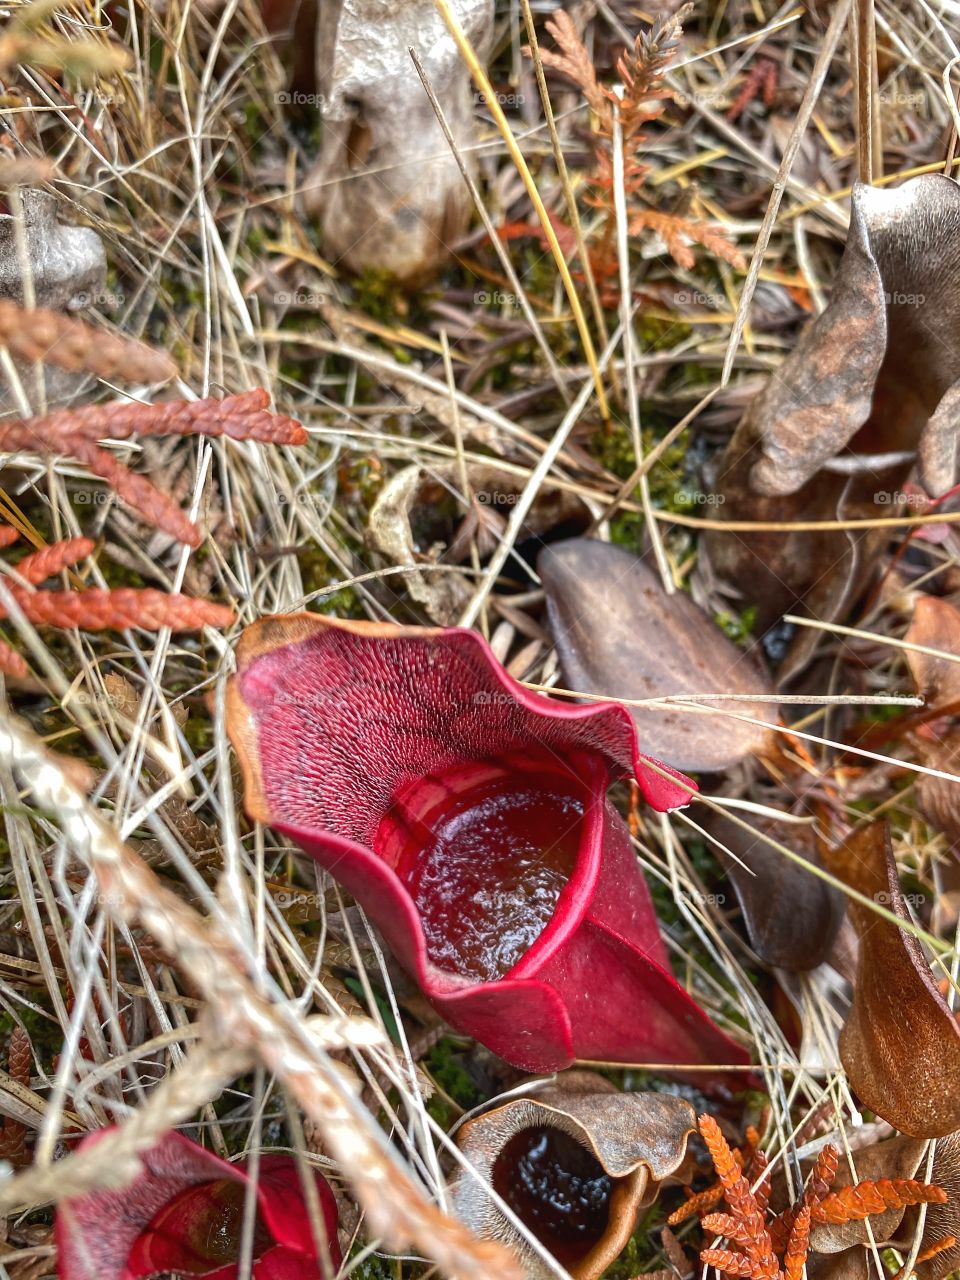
[701, 1212, 758, 1249]
[0, 1027, 31, 1168]
[629, 210, 745, 272]
[0, 299, 176, 383]
[696, 1122, 949, 1280]
[13, 537, 95, 586]
[668, 1181, 725, 1225]
[770, 1142, 839, 1252]
[782, 1207, 810, 1280]
[535, 11, 607, 119]
[2, 387, 307, 448]
[668, 1141, 751, 1226]
[698, 1115, 779, 1278]
[804, 1144, 840, 1205]
[812, 1179, 948, 1224]
[700, 1249, 762, 1277]
[66, 434, 202, 547]
[727, 56, 779, 122]
[747, 1144, 771, 1213]
[525, 6, 743, 284]
[0, 527, 235, 677]
[0, 388, 306, 547]
[616, 4, 689, 136]
[2, 585, 234, 632]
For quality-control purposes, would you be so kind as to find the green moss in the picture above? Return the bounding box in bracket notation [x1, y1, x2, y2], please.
[602, 1201, 662, 1278]
[714, 605, 758, 644]
[423, 1037, 482, 1117]
[350, 271, 413, 332]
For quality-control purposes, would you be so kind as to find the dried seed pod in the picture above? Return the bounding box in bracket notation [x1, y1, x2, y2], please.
[451, 1071, 696, 1280]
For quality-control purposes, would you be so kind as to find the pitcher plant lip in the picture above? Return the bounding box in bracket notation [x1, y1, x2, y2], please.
[224, 612, 751, 1077]
[225, 612, 698, 825]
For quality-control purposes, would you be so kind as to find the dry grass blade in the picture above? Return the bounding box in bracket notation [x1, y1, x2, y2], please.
[434, 0, 610, 423]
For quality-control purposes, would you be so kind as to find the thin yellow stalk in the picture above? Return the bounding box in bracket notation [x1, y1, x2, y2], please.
[518, 0, 611, 357]
[433, 0, 610, 423]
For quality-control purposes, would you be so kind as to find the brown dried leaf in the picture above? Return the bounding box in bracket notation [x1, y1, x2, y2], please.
[904, 595, 960, 711]
[821, 822, 960, 1137]
[903, 595, 960, 852]
[806, 1250, 870, 1280]
[703, 175, 960, 674]
[702, 810, 845, 971]
[538, 538, 777, 773]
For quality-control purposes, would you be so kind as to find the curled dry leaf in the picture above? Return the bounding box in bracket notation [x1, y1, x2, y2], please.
[367, 463, 596, 625]
[701, 809, 845, 971]
[225, 612, 752, 1078]
[451, 1070, 695, 1280]
[820, 821, 960, 1137]
[303, 0, 493, 280]
[903, 594, 960, 853]
[538, 538, 777, 773]
[702, 176, 960, 676]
